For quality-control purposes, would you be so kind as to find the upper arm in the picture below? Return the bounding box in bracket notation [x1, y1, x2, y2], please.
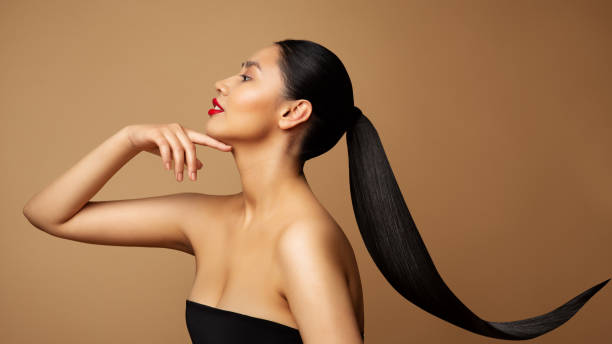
[40, 192, 212, 255]
[277, 222, 363, 344]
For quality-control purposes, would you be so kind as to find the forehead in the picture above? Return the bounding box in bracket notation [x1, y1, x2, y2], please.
[245, 45, 280, 72]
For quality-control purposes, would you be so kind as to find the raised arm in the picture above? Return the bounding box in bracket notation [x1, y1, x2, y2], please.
[22, 123, 232, 254]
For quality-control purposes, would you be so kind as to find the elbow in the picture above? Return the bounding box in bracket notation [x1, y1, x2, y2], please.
[23, 206, 41, 231]
[22, 202, 51, 233]
[23, 204, 73, 238]
[22, 202, 34, 223]
[22, 198, 39, 223]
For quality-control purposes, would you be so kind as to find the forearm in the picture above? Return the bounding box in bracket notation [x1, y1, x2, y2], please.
[23, 126, 139, 228]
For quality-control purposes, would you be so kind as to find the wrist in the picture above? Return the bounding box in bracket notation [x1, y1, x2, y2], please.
[117, 125, 139, 153]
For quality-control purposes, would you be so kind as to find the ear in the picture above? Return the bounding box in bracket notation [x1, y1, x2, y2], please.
[279, 99, 311, 130]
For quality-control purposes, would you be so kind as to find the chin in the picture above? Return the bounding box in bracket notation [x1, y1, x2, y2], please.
[204, 119, 232, 142]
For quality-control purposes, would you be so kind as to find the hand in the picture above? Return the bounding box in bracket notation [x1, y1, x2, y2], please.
[124, 123, 232, 182]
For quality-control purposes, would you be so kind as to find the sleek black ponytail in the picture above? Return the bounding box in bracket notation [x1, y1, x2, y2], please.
[273, 38, 609, 340]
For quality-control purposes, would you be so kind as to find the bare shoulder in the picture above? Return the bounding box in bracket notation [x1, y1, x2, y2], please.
[274, 215, 364, 341]
[276, 213, 358, 292]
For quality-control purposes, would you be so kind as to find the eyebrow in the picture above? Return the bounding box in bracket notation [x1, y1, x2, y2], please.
[240, 60, 262, 72]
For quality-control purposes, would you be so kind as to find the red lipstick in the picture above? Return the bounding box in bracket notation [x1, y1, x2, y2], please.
[208, 98, 225, 116]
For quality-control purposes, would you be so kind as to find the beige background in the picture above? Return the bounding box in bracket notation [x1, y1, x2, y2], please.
[2, 0, 611, 343]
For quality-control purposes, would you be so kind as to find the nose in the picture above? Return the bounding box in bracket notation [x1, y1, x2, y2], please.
[214, 78, 229, 95]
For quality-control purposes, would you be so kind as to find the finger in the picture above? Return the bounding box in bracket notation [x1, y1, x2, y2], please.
[151, 133, 172, 170]
[173, 127, 198, 181]
[161, 127, 185, 181]
[179, 158, 203, 169]
[184, 128, 232, 151]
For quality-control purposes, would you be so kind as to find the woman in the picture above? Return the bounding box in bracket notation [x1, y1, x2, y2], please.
[23, 39, 609, 343]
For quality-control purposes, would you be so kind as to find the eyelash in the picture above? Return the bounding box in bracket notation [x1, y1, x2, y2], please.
[240, 74, 252, 82]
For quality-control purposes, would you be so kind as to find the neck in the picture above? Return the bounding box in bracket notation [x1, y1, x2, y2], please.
[230, 140, 310, 228]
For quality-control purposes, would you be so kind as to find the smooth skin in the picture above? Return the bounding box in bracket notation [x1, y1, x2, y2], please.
[23, 44, 364, 343]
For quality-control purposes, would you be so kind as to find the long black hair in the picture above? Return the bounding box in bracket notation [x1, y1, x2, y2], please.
[273, 38, 609, 340]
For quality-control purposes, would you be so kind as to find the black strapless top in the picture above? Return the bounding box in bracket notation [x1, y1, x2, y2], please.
[186, 299, 364, 343]
[185, 299, 304, 343]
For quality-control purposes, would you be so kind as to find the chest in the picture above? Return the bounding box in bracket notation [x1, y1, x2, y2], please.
[186, 217, 364, 333]
[187, 220, 296, 318]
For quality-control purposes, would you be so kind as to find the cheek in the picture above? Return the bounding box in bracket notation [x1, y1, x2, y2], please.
[232, 88, 267, 113]
[230, 90, 276, 129]
[232, 111, 273, 141]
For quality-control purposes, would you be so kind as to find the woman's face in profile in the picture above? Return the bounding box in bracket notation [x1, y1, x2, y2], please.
[205, 44, 288, 146]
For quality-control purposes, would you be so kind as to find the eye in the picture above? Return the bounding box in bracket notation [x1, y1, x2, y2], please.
[240, 74, 252, 82]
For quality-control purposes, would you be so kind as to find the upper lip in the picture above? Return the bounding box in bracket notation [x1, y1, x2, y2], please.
[212, 98, 224, 111]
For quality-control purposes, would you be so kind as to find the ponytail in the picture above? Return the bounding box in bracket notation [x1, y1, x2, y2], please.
[346, 112, 610, 340]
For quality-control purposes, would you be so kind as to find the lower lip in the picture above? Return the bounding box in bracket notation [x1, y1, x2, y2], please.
[208, 109, 224, 116]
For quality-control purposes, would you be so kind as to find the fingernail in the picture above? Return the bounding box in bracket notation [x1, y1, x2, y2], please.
[191, 172, 196, 180]
[178, 171, 183, 181]
[166, 162, 170, 170]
